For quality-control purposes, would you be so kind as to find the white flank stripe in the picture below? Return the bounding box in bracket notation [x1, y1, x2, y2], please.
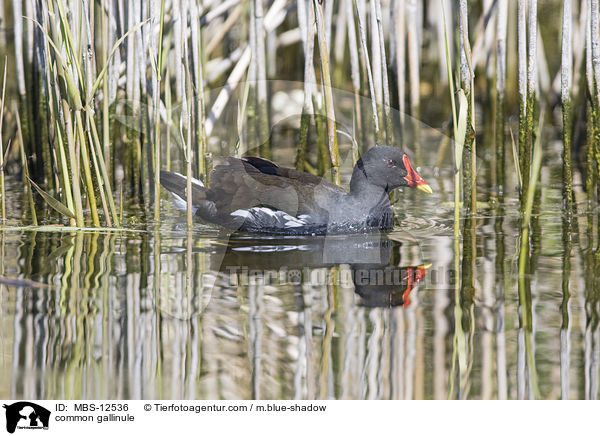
[230, 207, 312, 229]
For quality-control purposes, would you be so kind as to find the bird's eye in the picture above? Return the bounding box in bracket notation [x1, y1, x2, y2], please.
[387, 159, 396, 168]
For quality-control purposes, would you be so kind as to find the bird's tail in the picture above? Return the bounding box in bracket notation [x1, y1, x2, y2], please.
[159, 171, 214, 217]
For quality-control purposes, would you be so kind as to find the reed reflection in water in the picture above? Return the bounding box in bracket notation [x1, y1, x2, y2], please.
[0, 218, 597, 400]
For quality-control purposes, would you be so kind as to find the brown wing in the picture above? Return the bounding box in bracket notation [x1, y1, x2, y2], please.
[207, 157, 345, 218]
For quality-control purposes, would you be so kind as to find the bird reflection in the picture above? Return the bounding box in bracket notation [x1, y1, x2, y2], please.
[352, 263, 429, 308]
[212, 233, 429, 308]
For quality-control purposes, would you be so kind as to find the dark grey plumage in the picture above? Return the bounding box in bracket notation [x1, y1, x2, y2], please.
[160, 145, 430, 235]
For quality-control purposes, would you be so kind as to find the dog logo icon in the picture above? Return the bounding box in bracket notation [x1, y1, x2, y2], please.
[2, 402, 50, 433]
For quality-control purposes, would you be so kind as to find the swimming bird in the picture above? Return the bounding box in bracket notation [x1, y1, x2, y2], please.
[159, 145, 432, 235]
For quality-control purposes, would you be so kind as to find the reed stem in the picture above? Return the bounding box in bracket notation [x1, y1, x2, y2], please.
[524, 0, 538, 211]
[518, 0, 528, 199]
[0, 57, 6, 221]
[374, 0, 393, 145]
[253, 0, 270, 158]
[496, 0, 507, 199]
[313, 0, 339, 185]
[153, 0, 166, 223]
[355, 0, 381, 144]
[562, 0, 574, 224]
[15, 105, 37, 226]
[296, 0, 315, 171]
[459, 0, 476, 215]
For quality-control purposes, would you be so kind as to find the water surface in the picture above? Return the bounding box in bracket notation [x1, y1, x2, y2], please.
[1, 127, 596, 400]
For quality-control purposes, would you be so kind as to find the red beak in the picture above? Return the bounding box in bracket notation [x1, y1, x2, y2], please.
[402, 154, 433, 194]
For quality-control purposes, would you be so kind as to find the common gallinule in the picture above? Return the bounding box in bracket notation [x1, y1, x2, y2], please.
[160, 145, 432, 235]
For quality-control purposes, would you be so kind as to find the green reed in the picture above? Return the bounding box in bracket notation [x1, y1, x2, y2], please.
[442, 0, 468, 396]
[459, 0, 476, 216]
[517, 112, 543, 399]
[496, 0, 507, 201]
[560, 5, 574, 395]
[15, 103, 36, 225]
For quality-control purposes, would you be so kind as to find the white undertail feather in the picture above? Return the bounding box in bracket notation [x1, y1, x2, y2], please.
[170, 192, 198, 215]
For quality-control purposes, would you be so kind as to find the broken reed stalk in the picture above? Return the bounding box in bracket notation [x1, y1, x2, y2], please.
[206, 13, 277, 124]
[205, 48, 251, 138]
[206, 2, 246, 56]
[313, 0, 340, 185]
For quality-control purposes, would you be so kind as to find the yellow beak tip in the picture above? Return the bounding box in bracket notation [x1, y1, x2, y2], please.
[417, 184, 433, 195]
